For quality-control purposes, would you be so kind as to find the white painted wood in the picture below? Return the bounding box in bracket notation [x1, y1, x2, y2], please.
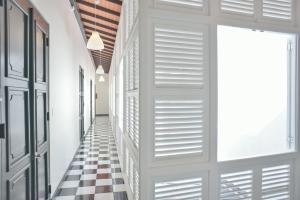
[108, 0, 300, 199]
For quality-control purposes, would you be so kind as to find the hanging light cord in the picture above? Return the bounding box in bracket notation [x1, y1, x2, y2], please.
[94, 1, 96, 31]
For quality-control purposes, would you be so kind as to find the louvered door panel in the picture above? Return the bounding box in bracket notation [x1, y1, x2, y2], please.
[154, 96, 206, 158]
[156, 0, 205, 8]
[261, 164, 291, 199]
[154, 25, 208, 88]
[220, 170, 253, 200]
[134, 97, 139, 148]
[129, 47, 134, 91]
[220, 0, 255, 15]
[155, 177, 203, 200]
[262, 0, 293, 20]
[134, 168, 140, 200]
[133, 37, 139, 90]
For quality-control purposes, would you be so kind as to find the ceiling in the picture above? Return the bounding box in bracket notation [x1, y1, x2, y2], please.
[75, 0, 122, 73]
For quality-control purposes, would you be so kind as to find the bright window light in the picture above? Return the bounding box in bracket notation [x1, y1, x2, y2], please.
[217, 26, 297, 161]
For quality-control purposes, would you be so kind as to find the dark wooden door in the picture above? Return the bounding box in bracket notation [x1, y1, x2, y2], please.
[79, 67, 84, 139]
[0, 1, 50, 199]
[30, 8, 50, 200]
[1, 1, 32, 199]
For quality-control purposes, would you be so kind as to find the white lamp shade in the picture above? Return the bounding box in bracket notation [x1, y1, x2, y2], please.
[87, 31, 104, 50]
[99, 75, 105, 82]
[96, 65, 104, 75]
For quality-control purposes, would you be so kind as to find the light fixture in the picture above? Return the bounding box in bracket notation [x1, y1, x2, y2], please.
[96, 50, 104, 74]
[99, 75, 105, 82]
[96, 65, 104, 74]
[87, 0, 104, 50]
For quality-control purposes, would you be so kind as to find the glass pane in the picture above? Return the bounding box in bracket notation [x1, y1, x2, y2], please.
[217, 26, 296, 161]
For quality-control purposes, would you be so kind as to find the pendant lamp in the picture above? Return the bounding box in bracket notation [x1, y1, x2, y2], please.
[87, 1, 104, 50]
[99, 75, 105, 82]
[96, 51, 104, 74]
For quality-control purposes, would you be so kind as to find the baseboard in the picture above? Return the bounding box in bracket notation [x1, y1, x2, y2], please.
[96, 114, 109, 116]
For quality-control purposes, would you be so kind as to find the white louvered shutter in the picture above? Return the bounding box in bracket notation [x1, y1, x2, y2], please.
[154, 25, 207, 88]
[134, 97, 139, 148]
[261, 164, 291, 199]
[133, 37, 139, 90]
[262, 0, 293, 21]
[154, 96, 207, 158]
[134, 168, 140, 200]
[155, 177, 204, 200]
[220, 170, 253, 200]
[158, 0, 204, 7]
[220, 0, 255, 15]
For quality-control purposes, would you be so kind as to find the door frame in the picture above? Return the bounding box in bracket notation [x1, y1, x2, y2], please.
[79, 66, 84, 140]
[0, 0, 4, 199]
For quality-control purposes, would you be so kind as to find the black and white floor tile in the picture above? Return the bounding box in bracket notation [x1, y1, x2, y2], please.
[54, 117, 128, 200]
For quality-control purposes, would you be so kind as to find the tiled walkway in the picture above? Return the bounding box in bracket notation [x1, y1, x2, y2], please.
[54, 117, 128, 200]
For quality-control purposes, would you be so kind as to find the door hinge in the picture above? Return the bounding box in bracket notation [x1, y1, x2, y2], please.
[0, 123, 5, 139]
[46, 112, 50, 121]
[48, 185, 52, 194]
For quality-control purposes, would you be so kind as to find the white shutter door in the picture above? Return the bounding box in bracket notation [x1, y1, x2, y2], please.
[155, 177, 205, 200]
[262, 0, 293, 20]
[220, 170, 254, 199]
[154, 96, 207, 158]
[220, 0, 255, 15]
[261, 164, 291, 199]
[154, 25, 207, 88]
[153, 22, 209, 161]
[219, 161, 294, 200]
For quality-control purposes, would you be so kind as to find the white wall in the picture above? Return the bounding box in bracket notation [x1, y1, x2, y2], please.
[96, 74, 109, 115]
[31, 0, 96, 194]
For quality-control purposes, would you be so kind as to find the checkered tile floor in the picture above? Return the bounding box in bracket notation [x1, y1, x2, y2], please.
[54, 117, 128, 200]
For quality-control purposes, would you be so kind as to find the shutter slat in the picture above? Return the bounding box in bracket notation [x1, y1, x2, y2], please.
[155, 177, 203, 200]
[155, 26, 206, 88]
[261, 164, 291, 199]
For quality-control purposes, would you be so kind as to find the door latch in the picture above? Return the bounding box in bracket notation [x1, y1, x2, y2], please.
[0, 123, 5, 139]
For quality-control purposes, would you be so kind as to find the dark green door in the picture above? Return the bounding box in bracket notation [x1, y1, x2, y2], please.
[0, 0, 50, 199]
[31, 8, 50, 200]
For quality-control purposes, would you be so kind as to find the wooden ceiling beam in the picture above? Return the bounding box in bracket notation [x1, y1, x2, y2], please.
[92, 53, 112, 60]
[106, 0, 122, 6]
[78, 8, 119, 25]
[81, 17, 117, 32]
[91, 50, 112, 57]
[92, 54, 112, 61]
[91, 50, 113, 56]
[77, 0, 120, 16]
[84, 25, 116, 39]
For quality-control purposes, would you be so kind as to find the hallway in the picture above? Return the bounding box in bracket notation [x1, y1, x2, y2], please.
[54, 117, 128, 200]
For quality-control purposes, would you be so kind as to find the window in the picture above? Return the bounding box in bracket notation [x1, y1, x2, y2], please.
[118, 59, 124, 131]
[218, 26, 297, 161]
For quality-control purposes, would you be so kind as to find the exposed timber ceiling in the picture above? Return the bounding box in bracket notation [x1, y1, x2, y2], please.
[75, 0, 122, 73]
